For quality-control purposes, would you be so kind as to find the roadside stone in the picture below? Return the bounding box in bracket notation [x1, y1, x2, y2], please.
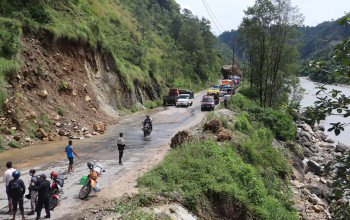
[93, 122, 106, 133]
[39, 90, 48, 98]
[55, 123, 61, 127]
[37, 128, 48, 138]
[307, 160, 323, 176]
[170, 130, 193, 149]
[217, 128, 232, 141]
[308, 193, 322, 205]
[85, 134, 92, 138]
[307, 183, 334, 200]
[298, 131, 312, 142]
[54, 115, 60, 121]
[24, 137, 31, 142]
[335, 143, 349, 153]
[336, 198, 348, 206]
[85, 95, 91, 102]
[326, 138, 335, 143]
[303, 147, 312, 158]
[293, 204, 304, 212]
[42, 137, 49, 141]
[315, 130, 328, 141]
[92, 132, 97, 135]
[49, 136, 54, 141]
[11, 127, 17, 131]
[203, 119, 222, 133]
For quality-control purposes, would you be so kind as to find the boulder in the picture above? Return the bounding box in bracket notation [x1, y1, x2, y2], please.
[48, 136, 54, 141]
[308, 193, 323, 205]
[307, 160, 323, 176]
[217, 128, 233, 142]
[24, 137, 31, 142]
[292, 163, 305, 181]
[313, 125, 325, 132]
[307, 183, 334, 200]
[36, 128, 48, 138]
[326, 138, 335, 144]
[14, 136, 21, 141]
[315, 131, 328, 141]
[85, 134, 93, 138]
[335, 143, 350, 153]
[203, 119, 222, 133]
[298, 123, 313, 134]
[303, 147, 312, 158]
[312, 205, 324, 212]
[85, 95, 91, 102]
[54, 115, 60, 121]
[298, 131, 312, 142]
[170, 130, 193, 149]
[93, 122, 106, 133]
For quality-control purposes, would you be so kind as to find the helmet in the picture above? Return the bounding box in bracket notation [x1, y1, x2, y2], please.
[87, 161, 95, 170]
[50, 171, 58, 179]
[29, 169, 36, 174]
[146, 115, 150, 119]
[12, 171, 20, 179]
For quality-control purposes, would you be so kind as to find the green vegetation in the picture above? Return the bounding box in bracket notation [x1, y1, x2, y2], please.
[59, 80, 67, 90]
[8, 129, 15, 135]
[137, 139, 296, 219]
[8, 140, 20, 148]
[37, 60, 45, 76]
[0, 137, 5, 152]
[58, 106, 65, 116]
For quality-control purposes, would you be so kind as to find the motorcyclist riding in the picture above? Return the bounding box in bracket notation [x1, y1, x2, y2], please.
[144, 115, 153, 131]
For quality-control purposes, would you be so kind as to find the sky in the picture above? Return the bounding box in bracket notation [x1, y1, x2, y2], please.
[175, 0, 349, 35]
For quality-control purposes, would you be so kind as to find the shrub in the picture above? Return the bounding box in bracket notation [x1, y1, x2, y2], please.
[58, 106, 65, 116]
[0, 137, 5, 152]
[234, 112, 252, 134]
[8, 140, 20, 148]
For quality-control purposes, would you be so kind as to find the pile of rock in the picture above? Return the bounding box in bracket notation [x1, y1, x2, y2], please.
[203, 118, 233, 142]
[291, 122, 349, 219]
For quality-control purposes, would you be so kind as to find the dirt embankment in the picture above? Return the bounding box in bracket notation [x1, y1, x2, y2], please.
[1, 29, 163, 148]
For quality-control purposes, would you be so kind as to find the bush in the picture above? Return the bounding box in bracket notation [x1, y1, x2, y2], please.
[8, 140, 20, 148]
[59, 80, 67, 90]
[234, 112, 252, 134]
[58, 106, 65, 116]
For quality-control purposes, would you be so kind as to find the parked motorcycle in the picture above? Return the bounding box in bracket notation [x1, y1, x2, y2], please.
[49, 171, 64, 210]
[79, 162, 105, 200]
[142, 122, 152, 137]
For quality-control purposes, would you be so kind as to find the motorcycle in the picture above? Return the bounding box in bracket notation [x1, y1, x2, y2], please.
[49, 172, 64, 210]
[142, 122, 152, 137]
[79, 162, 105, 200]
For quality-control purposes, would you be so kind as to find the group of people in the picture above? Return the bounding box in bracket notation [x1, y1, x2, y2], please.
[1, 115, 153, 219]
[3, 162, 51, 220]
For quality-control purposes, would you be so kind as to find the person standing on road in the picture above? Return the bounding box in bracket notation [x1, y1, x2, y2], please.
[224, 98, 228, 108]
[27, 169, 38, 215]
[33, 174, 50, 220]
[3, 161, 16, 214]
[65, 140, 79, 174]
[8, 171, 26, 220]
[117, 133, 126, 165]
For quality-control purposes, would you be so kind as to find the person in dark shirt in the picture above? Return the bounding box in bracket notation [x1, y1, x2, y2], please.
[8, 171, 26, 220]
[33, 174, 51, 219]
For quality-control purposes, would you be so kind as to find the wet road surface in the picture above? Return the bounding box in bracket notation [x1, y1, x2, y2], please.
[0, 90, 210, 220]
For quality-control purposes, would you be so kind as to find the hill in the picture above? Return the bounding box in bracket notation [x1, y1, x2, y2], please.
[0, 0, 223, 149]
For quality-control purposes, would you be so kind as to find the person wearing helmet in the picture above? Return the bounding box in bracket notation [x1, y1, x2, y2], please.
[8, 171, 26, 220]
[144, 115, 153, 131]
[3, 161, 16, 213]
[33, 174, 51, 219]
[27, 169, 38, 215]
[65, 140, 79, 174]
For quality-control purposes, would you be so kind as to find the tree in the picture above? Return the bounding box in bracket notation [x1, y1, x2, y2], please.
[239, 0, 303, 108]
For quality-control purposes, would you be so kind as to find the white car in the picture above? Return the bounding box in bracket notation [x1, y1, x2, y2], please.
[176, 94, 191, 107]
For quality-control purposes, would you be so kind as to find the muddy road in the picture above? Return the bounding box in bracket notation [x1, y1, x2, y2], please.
[0, 90, 210, 220]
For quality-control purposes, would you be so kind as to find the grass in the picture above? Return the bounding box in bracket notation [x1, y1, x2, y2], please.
[58, 106, 65, 116]
[59, 80, 67, 90]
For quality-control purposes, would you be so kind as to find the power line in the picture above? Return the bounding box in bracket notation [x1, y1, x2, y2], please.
[201, 0, 222, 35]
[203, 0, 225, 31]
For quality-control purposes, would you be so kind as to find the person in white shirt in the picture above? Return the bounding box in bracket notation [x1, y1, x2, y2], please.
[3, 161, 16, 213]
[117, 133, 126, 165]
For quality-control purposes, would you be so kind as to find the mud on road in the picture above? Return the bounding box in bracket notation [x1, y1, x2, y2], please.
[0, 90, 210, 220]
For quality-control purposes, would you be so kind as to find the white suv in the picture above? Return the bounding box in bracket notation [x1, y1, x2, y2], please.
[176, 94, 191, 107]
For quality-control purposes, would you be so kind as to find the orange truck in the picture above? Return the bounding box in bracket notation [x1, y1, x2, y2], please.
[222, 79, 232, 86]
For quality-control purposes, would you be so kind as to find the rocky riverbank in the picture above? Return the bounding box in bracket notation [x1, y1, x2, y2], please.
[290, 122, 349, 219]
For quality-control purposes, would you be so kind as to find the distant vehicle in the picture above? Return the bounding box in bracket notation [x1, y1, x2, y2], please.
[201, 96, 215, 111]
[176, 94, 191, 107]
[142, 122, 152, 137]
[213, 85, 220, 89]
[163, 88, 180, 106]
[207, 90, 220, 105]
[222, 80, 232, 86]
[179, 90, 194, 106]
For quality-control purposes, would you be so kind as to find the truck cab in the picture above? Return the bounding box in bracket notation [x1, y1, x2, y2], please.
[163, 88, 180, 106]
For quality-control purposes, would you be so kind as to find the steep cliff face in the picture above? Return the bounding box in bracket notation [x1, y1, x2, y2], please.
[2, 29, 162, 146]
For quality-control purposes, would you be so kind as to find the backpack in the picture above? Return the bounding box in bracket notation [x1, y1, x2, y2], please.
[9, 180, 23, 199]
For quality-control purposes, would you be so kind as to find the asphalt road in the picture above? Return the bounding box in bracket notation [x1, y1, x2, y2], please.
[0, 90, 210, 220]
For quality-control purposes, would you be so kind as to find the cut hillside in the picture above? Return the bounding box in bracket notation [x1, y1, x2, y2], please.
[0, 0, 223, 149]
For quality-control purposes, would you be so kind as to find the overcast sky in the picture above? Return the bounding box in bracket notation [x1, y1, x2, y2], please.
[175, 0, 349, 35]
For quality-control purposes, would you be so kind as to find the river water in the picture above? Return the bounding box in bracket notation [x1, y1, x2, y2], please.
[299, 77, 350, 144]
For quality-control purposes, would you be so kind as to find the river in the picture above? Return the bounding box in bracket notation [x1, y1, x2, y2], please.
[300, 77, 350, 144]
